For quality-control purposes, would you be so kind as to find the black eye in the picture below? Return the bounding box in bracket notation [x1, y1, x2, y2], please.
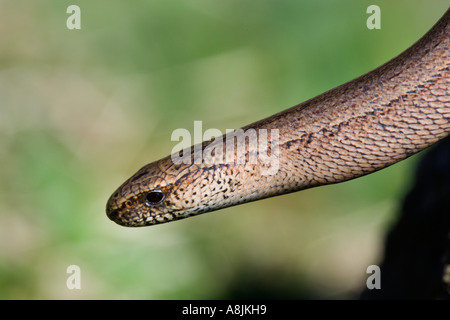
[145, 190, 165, 206]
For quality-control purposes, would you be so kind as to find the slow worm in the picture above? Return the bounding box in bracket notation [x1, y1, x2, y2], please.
[107, 9, 449, 227]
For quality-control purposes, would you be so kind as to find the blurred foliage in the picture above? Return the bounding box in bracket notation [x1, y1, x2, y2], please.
[0, 0, 448, 299]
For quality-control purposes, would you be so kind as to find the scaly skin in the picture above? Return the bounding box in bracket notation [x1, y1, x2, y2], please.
[107, 9, 450, 227]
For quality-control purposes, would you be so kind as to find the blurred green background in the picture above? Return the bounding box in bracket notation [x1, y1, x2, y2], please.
[0, 0, 448, 299]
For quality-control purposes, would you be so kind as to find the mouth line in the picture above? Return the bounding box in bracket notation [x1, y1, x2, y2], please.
[106, 209, 146, 227]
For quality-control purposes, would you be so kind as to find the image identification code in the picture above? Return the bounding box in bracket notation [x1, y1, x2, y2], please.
[182, 304, 267, 317]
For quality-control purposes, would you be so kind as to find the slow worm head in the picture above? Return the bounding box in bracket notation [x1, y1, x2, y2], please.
[107, 9, 450, 227]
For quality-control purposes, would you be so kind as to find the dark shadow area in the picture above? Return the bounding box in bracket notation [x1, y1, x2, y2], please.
[216, 265, 326, 300]
[360, 136, 450, 299]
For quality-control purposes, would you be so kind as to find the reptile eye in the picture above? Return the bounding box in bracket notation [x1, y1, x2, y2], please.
[145, 190, 165, 206]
